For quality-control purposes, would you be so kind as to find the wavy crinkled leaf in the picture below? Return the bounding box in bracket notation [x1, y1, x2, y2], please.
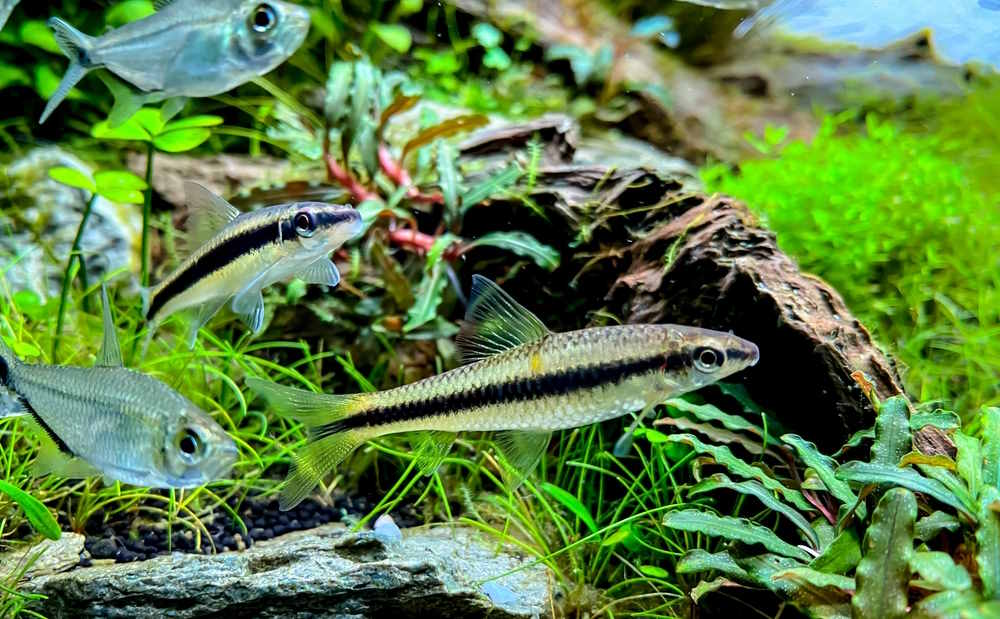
[436, 142, 459, 219]
[914, 590, 1000, 619]
[668, 398, 765, 435]
[982, 407, 1000, 487]
[772, 568, 854, 619]
[977, 485, 1000, 599]
[917, 462, 976, 514]
[910, 409, 961, 431]
[954, 431, 983, 499]
[655, 415, 770, 457]
[833, 427, 874, 457]
[783, 433, 862, 518]
[836, 460, 973, 518]
[772, 567, 854, 592]
[738, 553, 804, 596]
[48, 166, 95, 193]
[539, 482, 598, 534]
[667, 434, 812, 511]
[663, 509, 811, 561]
[324, 62, 353, 126]
[0, 480, 61, 540]
[676, 549, 751, 580]
[915, 510, 961, 541]
[690, 474, 819, 548]
[402, 114, 490, 161]
[899, 451, 957, 469]
[872, 395, 911, 467]
[853, 487, 916, 619]
[460, 231, 560, 271]
[809, 528, 861, 575]
[689, 577, 731, 603]
[910, 550, 972, 591]
[153, 127, 211, 152]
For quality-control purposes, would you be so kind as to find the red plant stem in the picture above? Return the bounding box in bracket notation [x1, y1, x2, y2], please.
[325, 154, 377, 203]
[378, 144, 444, 205]
[387, 228, 461, 259]
[803, 489, 837, 525]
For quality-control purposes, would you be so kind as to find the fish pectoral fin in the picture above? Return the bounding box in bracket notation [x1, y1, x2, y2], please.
[233, 291, 266, 335]
[96, 284, 124, 368]
[494, 430, 551, 491]
[612, 403, 659, 458]
[299, 258, 341, 288]
[180, 182, 241, 255]
[280, 429, 367, 511]
[187, 296, 229, 348]
[97, 71, 148, 129]
[455, 275, 551, 365]
[160, 97, 187, 123]
[0, 392, 29, 419]
[33, 441, 98, 480]
[410, 431, 457, 476]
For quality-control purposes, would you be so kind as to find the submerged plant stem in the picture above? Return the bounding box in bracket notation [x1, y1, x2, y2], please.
[140, 142, 155, 288]
[52, 194, 98, 362]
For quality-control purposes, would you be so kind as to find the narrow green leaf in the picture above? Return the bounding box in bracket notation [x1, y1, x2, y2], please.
[638, 565, 669, 579]
[771, 567, 854, 592]
[324, 62, 353, 126]
[0, 480, 61, 540]
[809, 528, 861, 575]
[833, 427, 874, 457]
[48, 166, 95, 193]
[910, 551, 972, 591]
[981, 407, 1000, 487]
[976, 485, 1000, 599]
[539, 482, 598, 534]
[954, 431, 983, 500]
[690, 474, 819, 548]
[783, 434, 862, 517]
[668, 434, 812, 512]
[872, 395, 911, 467]
[460, 165, 522, 215]
[915, 510, 961, 541]
[600, 525, 631, 546]
[436, 142, 459, 220]
[836, 461, 973, 518]
[461, 231, 560, 271]
[853, 487, 916, 619]
[349, 61, 375, 152]
[153, 127, 211, 152]
[403, 234, 457, 332]
[663, 509, 811, 561]
[370, 23, 412, 53]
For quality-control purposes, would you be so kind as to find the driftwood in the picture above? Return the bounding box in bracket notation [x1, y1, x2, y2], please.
[459, 119, 902, 449]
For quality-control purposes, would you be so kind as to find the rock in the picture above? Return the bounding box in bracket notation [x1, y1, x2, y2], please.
[0, 533, 85, 581]
[125, 153, 292, 208]
[23, 524, 551, 618]
[2, 147, 140, 300]
[458, 120, 902, 448]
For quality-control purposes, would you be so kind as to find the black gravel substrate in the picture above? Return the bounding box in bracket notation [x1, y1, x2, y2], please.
[55, 495, 422, 566]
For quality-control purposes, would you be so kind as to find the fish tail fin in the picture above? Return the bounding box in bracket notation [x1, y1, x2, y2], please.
[97, 71, 146, 128]
[245, 377, 370, 510]
[40, 18, 96, 124]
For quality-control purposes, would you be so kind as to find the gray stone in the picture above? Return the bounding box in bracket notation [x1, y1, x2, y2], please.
[0, 533, 85, 581]
[2, 147, 140, 300]
[23, 524, 551, 618]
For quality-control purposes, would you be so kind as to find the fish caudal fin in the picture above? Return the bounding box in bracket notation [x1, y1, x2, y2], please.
[245, 377, 368, 509]
[40, 18, 96, 124]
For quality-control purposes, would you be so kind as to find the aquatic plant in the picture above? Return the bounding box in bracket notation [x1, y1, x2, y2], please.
[703, 108, 1000, 417]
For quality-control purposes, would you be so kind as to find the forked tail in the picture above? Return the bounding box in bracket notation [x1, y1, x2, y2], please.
[40, 18, 97, 124]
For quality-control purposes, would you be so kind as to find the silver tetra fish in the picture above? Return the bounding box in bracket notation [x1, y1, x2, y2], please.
[248, 275, 760, 509]
[0, 287, 238, 488]
[41, 0, 310, 125]
[142, 182, 363, 348]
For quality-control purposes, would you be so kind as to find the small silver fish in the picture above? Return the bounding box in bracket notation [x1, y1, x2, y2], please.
[40, 0, 310, 124]
[0, 287, 237, 488]
[0, 0, 20, 33]
[248, 275, 760, 509]
[143, 182, 363, 348]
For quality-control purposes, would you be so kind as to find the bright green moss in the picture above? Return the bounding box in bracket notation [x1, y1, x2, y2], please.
[703, 109, 1000, 416]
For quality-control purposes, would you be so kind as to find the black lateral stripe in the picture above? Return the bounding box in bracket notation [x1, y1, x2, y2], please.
[27, 402, 75, 455]
[319, 351, 690, 436]
[147, 218, 292, 319]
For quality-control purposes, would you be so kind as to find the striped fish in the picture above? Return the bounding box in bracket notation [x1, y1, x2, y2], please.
[247, 275, 759, 509]
[143, 182, 363, 348]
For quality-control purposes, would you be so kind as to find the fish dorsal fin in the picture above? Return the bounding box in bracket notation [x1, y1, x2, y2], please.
[181, 182, 240, 255]
[456, 275, 551, 365]
[97, 285, 123, 368]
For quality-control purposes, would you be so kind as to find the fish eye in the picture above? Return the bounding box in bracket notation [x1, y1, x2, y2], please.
[294, 210, 316, 237]
[693, 346, 724, 373]
[177, 428, 203, 460]
[250, 3, 277, 33]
